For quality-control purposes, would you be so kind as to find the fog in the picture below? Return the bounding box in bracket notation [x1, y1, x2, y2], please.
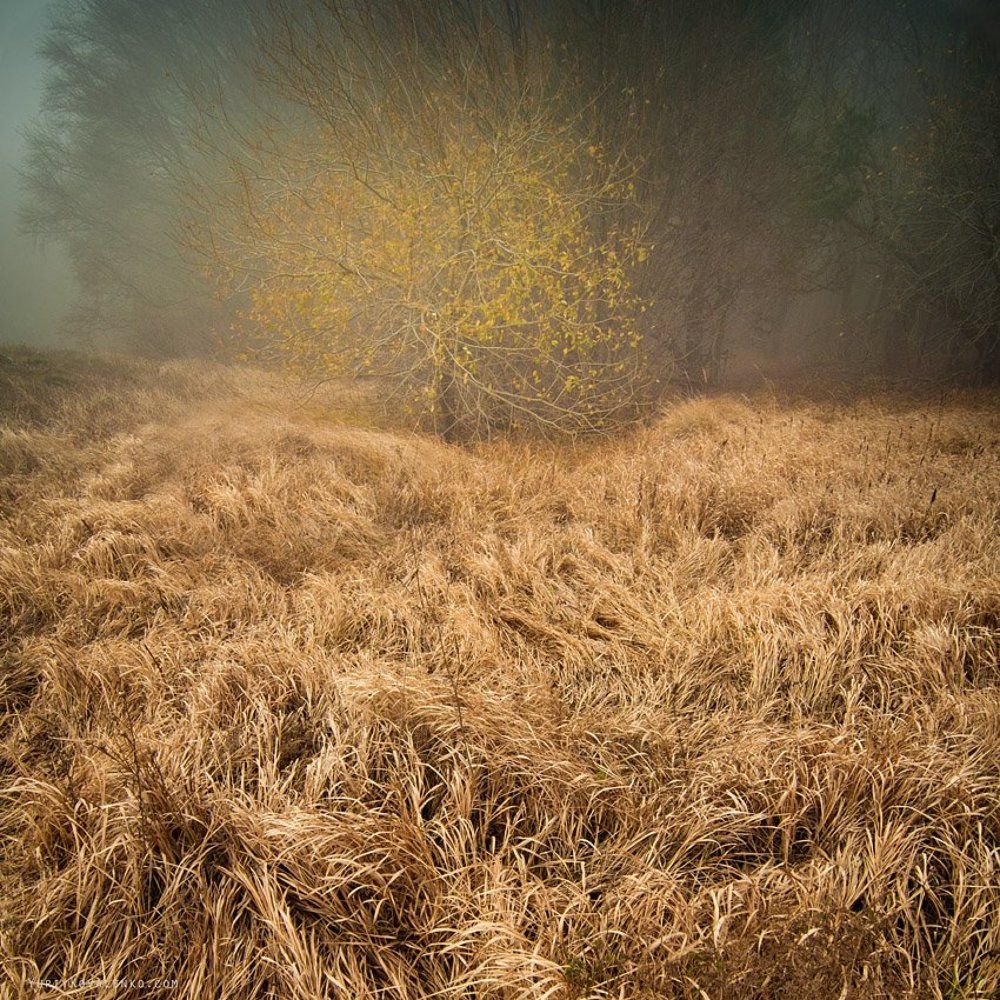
[2, 0, 998, 409]
[0, 0, 73, 347]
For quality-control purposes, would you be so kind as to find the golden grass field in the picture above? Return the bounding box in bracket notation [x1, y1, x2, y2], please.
[1, 349, 998, 998]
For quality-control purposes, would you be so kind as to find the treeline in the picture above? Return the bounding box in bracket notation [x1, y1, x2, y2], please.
[22, 0, 1000, 434]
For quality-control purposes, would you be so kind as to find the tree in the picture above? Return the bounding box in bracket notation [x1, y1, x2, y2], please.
[194, 0, 649, 438]
[20, 0, 266, 354]
[793, 0, 1000, 382]
[863, 77, 1000, 380]
[552, 0, 819, 384]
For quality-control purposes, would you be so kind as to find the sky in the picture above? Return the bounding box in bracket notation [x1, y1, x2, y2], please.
[0, 0, 73, 347]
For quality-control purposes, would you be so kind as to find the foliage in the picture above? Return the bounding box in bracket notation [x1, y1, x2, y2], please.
[202, 4, 650, 438]
[232, 123, 646, 437]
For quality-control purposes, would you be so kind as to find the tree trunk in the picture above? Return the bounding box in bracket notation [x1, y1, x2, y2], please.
[976, 330, 1000, 385]
[880, 308, 909, 380]
[682, 279, 726, 386]
[434, 357, 461, 442]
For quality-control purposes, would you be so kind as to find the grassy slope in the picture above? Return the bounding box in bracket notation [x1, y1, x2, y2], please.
[1, 350, 998, 998]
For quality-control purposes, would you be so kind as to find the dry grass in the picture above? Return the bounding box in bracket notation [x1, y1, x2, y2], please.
[1, 349, 998, 998]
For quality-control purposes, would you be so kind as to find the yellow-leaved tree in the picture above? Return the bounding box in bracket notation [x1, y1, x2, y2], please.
[194, 1, 650, 438]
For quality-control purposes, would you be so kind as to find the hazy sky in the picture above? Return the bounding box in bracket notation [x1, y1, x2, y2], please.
[0, 0, 73, 347]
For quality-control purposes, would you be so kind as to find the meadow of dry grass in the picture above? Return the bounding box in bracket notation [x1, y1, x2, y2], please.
[1, 349, 998, 998]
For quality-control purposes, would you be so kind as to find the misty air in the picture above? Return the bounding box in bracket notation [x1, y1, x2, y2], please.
[1, 2, 998, 997]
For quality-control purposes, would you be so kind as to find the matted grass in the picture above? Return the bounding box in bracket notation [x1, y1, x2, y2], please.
[1, 351, 998, 998]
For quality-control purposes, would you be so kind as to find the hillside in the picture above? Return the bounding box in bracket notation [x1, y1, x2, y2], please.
[1, 350, 998, 998]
